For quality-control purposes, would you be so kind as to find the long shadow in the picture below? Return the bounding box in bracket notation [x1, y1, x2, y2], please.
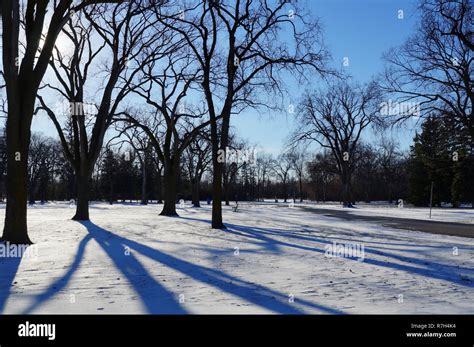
[178, 216, 474, 288]
[81, 221, 188, 314]
[254, 211, 472, 249]
[255, 225, 474, 275]
[0, 242, 25, 314]
[22, 235, 92, 314]
[240, 224, 474, 271]
[222, 223, 474, 288]
[81, 221, 343, 314]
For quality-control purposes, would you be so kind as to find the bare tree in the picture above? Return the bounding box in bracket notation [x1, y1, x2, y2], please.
[38, 2, 158, 220]
[119, 49, 212, 216]
[424, 0, 473, 50]
[184, 132, 212, 208]
[289, 148, 307, 202]
[382, 0, 473, 142]
[221, 136, 253, 206]
[155, 0, 330, 228]
[271, 152, 293, 203]
[307, 151, 337, 202]
[293, 79, 381, 207]
[1, 0, 120, 243]
[255, 153, 273, 202]
[377, 138, 405, 204]
[350, 144, 376, 203]
[111, 126, 152, 205]
[27, 134, 59, 205]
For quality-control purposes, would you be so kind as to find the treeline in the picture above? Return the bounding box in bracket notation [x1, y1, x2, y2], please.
[408, 116, 474, 207]
[7, 114, 472, 208]
[0, 0, 472, 244]
[0, 132, 164, 204]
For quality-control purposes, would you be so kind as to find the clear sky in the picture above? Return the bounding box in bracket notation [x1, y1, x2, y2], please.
[30, 0, 423, 154]
[232, 0, 422, 154]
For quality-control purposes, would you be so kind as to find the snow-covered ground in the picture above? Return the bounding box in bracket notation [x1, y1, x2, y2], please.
[0, 202, 473, 314]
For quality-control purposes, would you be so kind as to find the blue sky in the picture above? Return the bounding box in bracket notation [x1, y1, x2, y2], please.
[233, 0, 421, 154]
[30, 0, 423, 155]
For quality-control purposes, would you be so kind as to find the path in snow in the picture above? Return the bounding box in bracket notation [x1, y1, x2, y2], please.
[299, 205, 474, 238]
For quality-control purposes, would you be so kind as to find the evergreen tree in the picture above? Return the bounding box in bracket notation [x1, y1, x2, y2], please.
[450, 126, 474, 207]
[100, 149, 119, 204]
[408, 116, 452, 206]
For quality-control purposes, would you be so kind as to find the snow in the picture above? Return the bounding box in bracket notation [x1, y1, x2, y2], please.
[301, 202, 474, 224]
[0, 202, 473, 314]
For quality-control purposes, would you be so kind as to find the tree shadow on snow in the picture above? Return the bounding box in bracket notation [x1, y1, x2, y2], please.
[81, 221, 344, 314]
[81, 221, 188, 314]
[0, 242, 27, 314]
[22, 235, 93, 314]
[22, 224, 188, 314]
[223, 223, 474, 289]
[178, 216, 474, 289]
[16, 211, 474, 314]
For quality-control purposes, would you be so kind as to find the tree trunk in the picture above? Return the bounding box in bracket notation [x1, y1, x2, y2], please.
[341, 173, 353, 208]
[160, 163, 178, 216]
[2, 129, 31, 244]
[225, 183, 230, 206]
[211, 160, 224, 229]
[157, 168, 163, 204]
[72, 172, 90, 221]
[2, 93, 33, 244]
[141, 161, 147, 205]
[39, 176, 47, 204]
[192, 178, 201, 207]
[108, 178, 114, 205]
[299, 177, 303, 202]
[28, 182, 36, 205]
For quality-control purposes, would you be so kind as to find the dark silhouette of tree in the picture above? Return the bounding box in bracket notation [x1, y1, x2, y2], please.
[271, 152, 293, 203]
[100, 148, 118, 205]
[27, 134, 59, 205]
[38, 1, 158, 221]
[422, 0, 473, 51]
[155, 0, 330, 228]
[408, 114, 473, 207]
[306, 151, 337, 202]
[222, 136, 252, 206]
[382, 0, 473, 144]
[184, 132, 212, 208]
[408, 116, 453, 206]
[1, 0, 121, 244]
[255, 153, 273, 202]
[293, 79, 381, 207]
[119, 51, 211, 216]
[288, 148, 307, 202]
[377, 139, 407, 204]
